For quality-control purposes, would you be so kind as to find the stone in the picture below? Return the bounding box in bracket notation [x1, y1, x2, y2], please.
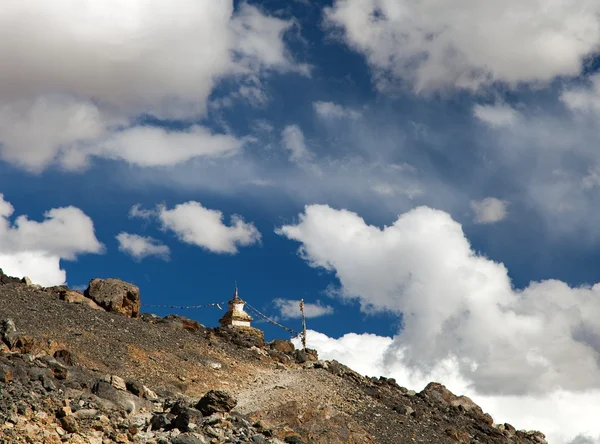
[1, 318, 18, 349]
[150, 413, 171, 431]
[270, 339, 295, 354]
[60, 291, 103, 310]
[110, 375, 127, 391]
[421, 382, 483, 414]
[195, 390, 237, 416]
[173, 408, 204, 432]
[74, 409, 98, 420]
[60, 416, 79, 433]
[172, 433, 208, 444]
[284, 436, 306, 444]
[84, 278, 141, 318]
[126, 380, 144, 397]
[252, 435, 268, 444]
[143, 385, 159, 400]
[54, 349, 77, 366]
[92, 381, 153, 413]
[0, 365, 13, 383]
[129, 413, 152, 429]
[294, 350, 307, 364]
[21, 276, 32, 286]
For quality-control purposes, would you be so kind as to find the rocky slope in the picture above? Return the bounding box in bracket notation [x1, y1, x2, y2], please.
[0, 270, 547, 444]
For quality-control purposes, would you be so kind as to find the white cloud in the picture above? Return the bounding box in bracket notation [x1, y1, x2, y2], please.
[0, 1, 303, 172]
[470, 197, 509, 224]
[92, 126, 243, 168]
[147, 201, 261, 254]
[561, 74, 600, 114]
[325, 0, 600, 92]
[313, 101, 361, 120]
[473, 104, 519, 127]
[116, 232, 170, 261]
[0, 194, 103, 286]
[279, 204, 600, 443]
[273, 299, 334, 319]
[281, 125, 313, 164]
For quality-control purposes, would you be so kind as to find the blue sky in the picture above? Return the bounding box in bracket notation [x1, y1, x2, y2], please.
[3, 1, 600, 442]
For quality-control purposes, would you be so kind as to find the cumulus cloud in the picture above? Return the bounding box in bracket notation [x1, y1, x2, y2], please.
[130, 202, 261, 254]
[0, 194, 103, 286]
[561, 74, 600, 114]
[279, 204, 600, 443]
[0, 1, 303, 172]
[470, 197, 509, 224]
[281, 125, 313, 164]
[116, 232, 170, 261]
[473, 104, 519, 127]
[325, 0, 600, 92]
[313, 101, 361, 120]
[273, 298, 334, 319]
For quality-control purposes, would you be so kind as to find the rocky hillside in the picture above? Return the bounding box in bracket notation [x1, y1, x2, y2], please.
[0, 270, 547, 444]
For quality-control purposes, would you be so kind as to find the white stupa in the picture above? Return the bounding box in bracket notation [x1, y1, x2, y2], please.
[218, 286, 253, 328]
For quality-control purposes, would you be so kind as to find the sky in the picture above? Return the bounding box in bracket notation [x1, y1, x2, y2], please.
[2, 0, 600, 442]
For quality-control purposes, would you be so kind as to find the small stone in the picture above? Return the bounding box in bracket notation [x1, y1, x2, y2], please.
[0, 366, 13, 383]
[111, 375, 127, 391]
[74, 409, 98, 420]
[60, 416, 79, 433]
[143, 386, 159, 400]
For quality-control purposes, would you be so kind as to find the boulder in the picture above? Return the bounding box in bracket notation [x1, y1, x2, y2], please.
[420, 382, 483, 414]
[60, 290, 103, 310]
[92, 381, 154, 413]
[270, 339, 295, 354]
[0, 318, 18, 348]
[84, 278, 141, 317]
[195, 390, 237, 416]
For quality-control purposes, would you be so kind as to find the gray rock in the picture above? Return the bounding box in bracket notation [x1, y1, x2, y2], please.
[92, 381, 153, 413]
[171, 433, 208, 444]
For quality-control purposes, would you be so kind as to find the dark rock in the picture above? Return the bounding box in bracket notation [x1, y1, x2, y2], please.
[214, 326, 264, 348]
[195, 390, 237, 416]
[294, 350, 307, 364]
[284, 436, 306, 444]
[84, 278, 141, 318]
[173, 407, 204, 432]
[150, 413, 171, 431]
[169, 398, 192, 416]
[126, 380, 144, 397]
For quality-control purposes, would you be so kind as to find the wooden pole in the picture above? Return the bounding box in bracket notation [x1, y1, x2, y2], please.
[300, 299, 307, 351]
